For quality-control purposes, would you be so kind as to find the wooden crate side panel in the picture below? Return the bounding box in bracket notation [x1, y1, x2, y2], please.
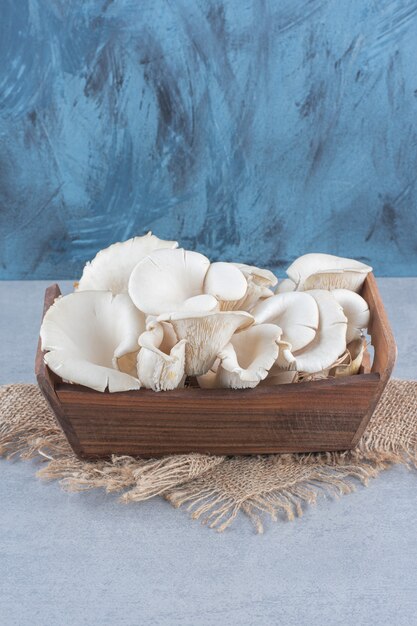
[35, 284, 84, 457]
[351, 274, 397, 444]
[57, 375, 380, 457]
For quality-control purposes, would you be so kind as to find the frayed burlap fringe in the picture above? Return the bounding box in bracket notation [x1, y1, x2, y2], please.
[1, 380, 416, 532]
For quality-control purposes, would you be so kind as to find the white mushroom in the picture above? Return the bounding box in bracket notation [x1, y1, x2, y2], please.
[286, 253, 372, 292]
[197, 323, 282, 389]
[291, 290, 347, 374]
[275, 278, 296, 294]
[251, 292, 319, 352]
[40, 291, 145, 392]
[128, 248, 210, 315]
[271, 340, 297, 371]
[264, 340, 297, 385]
[331, 289, 370, 343]
[157, 310, 254, 376]
[137, 322, 186, 391]
[143, 294, 219, 318]
[77, 232, 178, 293]
[180, 294, 219, 312]
[203, 262, 248, 310]
[232, 263, 277, 311]
[233, 263, 277, 288]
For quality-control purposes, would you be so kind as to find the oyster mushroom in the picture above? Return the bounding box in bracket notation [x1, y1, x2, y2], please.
[272, 340, 297, 371]
[197, 323, 282, 389]
[251, 292, 319, 352]
[331, 289, 370, 343]
[143, 295, 219, 318]
[234, 263, 277, 288]
[40, 291, 145, 392]
[77, 232, 178, 294]
[264, 339, 297, 383]
[157, 310, 254, 376]
[286, 253, 372, 292]
[275, 278, 296, 294]
[203, 262, 248, 310]
[231, 263, 277, 311]
[291, 290, 348, 374]
[180, 294, 219, 312]
[128, 248, 211, 315]
[137, 322, 186, 391]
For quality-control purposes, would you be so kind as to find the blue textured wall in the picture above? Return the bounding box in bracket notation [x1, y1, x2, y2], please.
[1, 0, 417, 279]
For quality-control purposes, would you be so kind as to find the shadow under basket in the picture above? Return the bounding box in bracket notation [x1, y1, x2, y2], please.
[35, 274, 396, 460]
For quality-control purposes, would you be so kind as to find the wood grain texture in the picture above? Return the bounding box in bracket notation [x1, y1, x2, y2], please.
[35, 274, 396, 458]
[35, 284, 84, 457]
[351, 272, 397, 444]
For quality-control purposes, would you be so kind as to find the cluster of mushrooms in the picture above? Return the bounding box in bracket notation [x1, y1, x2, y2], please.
[40, 232, 372, 393]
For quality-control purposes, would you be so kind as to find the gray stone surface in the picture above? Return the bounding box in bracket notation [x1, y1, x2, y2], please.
[1, 279, 416, 626]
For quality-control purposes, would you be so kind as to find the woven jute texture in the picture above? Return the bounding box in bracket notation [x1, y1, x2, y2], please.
[1, 380, 416, 532]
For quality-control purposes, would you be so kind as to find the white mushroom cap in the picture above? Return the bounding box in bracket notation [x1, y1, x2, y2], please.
[143, 295, 218, 321]
[286, 253, 372, 292]
[128, 248, 210, 315]
[292, 290, 347, 374]
[331, 289, 370, 343]
[180, 294, 219, 313]
[251, 292, 319, 352]
[137, 322, 186, 391]
[198, 323, 281, 389]
[203, 262, 248, 309]
[77, 232, 178, 294]
[157, 310, 254, 376]
[40, 291, 145, 392]
[44, 351, 141, 392]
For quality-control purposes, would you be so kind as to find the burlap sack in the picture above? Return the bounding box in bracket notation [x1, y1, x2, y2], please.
[1, 380, 416, 532]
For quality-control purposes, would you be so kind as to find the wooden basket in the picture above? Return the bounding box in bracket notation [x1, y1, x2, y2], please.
[35, 274, 396, 459]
